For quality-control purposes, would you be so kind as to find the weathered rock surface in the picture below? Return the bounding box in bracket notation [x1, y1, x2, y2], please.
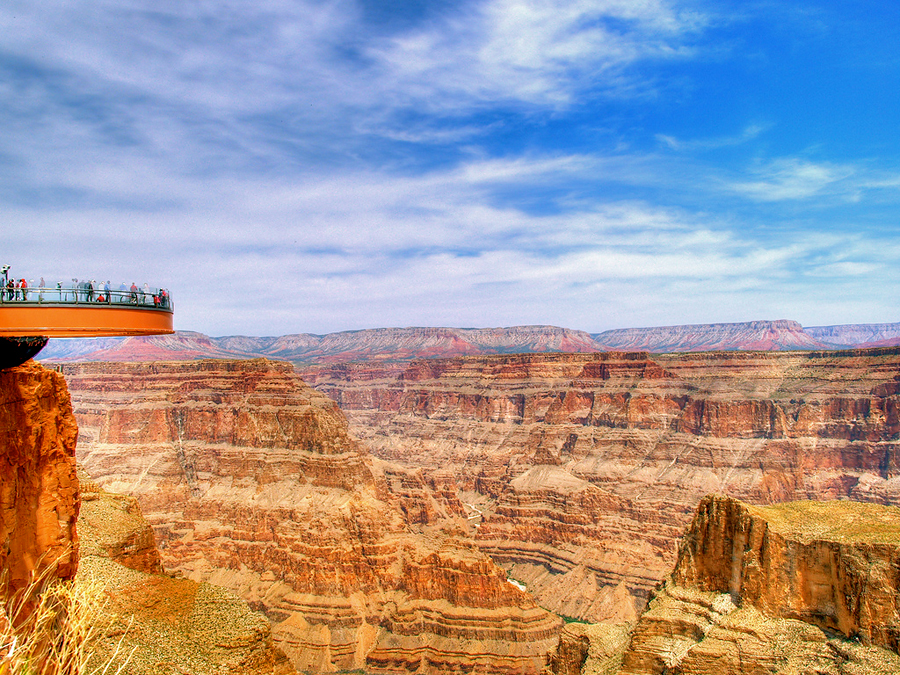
[77, 475, 294, 675]
[41, 326, 606, 365]
[306, 348, 900, 623]
[37, 321, 900, 365]
[618, 496, 900, 675]
[77, 467, 163, 575]
[0, 361, 79, 592]
[545, 623, 629, 675]
[81, 556, 296, 675]
[593, 319, 829, 352]
[64, 359, 560, 674]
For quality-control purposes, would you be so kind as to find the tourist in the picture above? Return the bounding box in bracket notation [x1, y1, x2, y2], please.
[104, 281, 111, 303]
[130, 282, 138, 304]
[19, 279, 27, 301]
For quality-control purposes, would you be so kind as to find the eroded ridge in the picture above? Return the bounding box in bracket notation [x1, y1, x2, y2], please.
[64, 358, 561, 674]
[305, 349, 900, 622]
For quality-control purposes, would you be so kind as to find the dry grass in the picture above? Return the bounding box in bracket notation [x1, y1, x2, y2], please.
[0, 559, 133, 675]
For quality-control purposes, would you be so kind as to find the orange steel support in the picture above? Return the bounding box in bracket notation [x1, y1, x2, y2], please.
[0, 305, 174, 337]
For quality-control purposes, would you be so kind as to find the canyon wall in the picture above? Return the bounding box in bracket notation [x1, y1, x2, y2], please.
[64, 359, 560, 674]
[617, 495, 900, 674]
[0, 361, 79, 593]
[305, 348, 900, 623]
[78, 473, 295, 674]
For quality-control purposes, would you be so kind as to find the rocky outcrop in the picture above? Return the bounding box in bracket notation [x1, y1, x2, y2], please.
[618, 496, 900, 674]
[306, 348, 900, 624]
[593, 319, 828, 352]
[77, 467, 162, 575]
[64, 359, 560, 674]
[673, 495, 900, 649]
[77, 475, 294, 675]
[0, 361, 79, 593]
[545, 623, 629, 675]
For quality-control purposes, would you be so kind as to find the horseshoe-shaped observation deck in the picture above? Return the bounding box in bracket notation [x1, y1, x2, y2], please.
[0, 283, 174, 369]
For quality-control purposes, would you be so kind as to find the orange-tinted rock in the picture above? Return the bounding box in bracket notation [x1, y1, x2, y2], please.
[63, 359, 560, 674]
[306, 348, 900, 623]
[76, 475, 295, 675]
[673, 495, 900, 648]
[0, 361, 79, 592]
[619, 496, 900, 675]
[76, 468, 162, 574]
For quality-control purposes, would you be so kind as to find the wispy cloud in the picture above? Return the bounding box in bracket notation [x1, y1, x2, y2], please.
[3, 1, 900, 335]
[726, 158, 857, 201]
[367, 0, 706, 112]
[656, 123, 769, 151]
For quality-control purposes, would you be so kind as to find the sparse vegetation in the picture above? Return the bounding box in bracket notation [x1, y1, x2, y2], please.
[0, 560, 132, 675]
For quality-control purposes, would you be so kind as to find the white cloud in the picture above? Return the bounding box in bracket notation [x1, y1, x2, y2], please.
[367, 0, 705, 111]
[656, 123, 769, 151]
[2, 1, 900, 335]
[727, 158, 856, 201]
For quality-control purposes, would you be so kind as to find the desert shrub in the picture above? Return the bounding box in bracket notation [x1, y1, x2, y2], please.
[0, 562, 132, 675]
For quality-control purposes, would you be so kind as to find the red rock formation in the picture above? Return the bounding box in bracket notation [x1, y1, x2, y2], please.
[306, 348, 900, 623]
[618, 496, 900, 675]
[673, 495, 900, 648]
[0, 361, 79, 592]
[77, 476, 295, 675]
[64, 359, 560, 674]
[37, 321, 900, 365]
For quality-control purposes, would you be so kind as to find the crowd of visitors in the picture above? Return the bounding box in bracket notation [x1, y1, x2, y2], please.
[1, 267, 171, 308]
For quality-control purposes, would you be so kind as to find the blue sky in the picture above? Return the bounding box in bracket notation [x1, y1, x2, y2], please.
[3, 0, 900, 335]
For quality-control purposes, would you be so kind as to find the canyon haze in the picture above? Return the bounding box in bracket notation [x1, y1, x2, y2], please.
[37, 319, 900, 366]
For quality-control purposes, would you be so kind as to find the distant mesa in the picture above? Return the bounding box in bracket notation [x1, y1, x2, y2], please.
[0, 274, 173, 369]
[35, 319, 900, 366]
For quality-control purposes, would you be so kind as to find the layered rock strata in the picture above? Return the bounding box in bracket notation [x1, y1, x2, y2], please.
[618, 495, 900, 674]
[592, 319, 828, 352]
[0, 361, 79, 593]
[64, 359, 560, 673]
[305, 348, 900, 623]
[77, 476, 294, 674]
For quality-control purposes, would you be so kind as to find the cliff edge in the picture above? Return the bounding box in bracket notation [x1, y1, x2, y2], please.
[618, 495, 900, 674]
[0, 361, 79, 592]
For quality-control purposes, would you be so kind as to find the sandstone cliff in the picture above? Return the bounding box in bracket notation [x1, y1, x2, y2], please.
[77, 474, 294, 674]
[305, 348, 900, 623]
[617, 495, 900, 675]
[0, 361, 79, 592]
[64, 359, 560, 674]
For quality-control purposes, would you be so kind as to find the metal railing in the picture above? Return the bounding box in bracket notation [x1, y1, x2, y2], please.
[0, 284, 173, 311]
